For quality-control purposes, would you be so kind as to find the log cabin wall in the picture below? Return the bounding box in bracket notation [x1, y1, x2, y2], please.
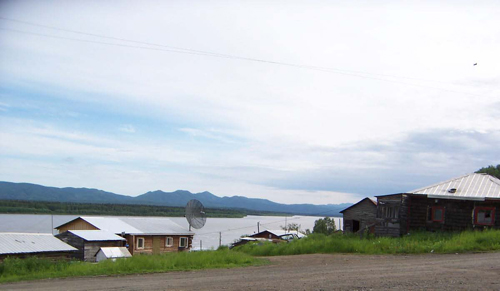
[127, 235, 193, 255]
[407, 195, 500, 232]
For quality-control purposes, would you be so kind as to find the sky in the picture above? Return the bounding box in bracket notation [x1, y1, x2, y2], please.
[0, 1, 499, 205]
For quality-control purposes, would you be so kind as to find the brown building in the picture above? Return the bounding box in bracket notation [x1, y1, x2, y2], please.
[56, 230, 127, 262]
[340, 198, 377, 234]
[0, 233, 76, 262]
[55, 216, 194, 255]
[375, 173, 500, 237]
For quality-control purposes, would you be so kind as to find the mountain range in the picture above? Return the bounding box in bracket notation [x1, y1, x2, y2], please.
[0, 181, 352, 216]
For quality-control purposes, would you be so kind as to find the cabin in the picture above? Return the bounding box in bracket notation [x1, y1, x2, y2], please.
[0, 233, 76, 262]
[375, 173, 500, 237]
[95, 247, 132, 262]
[56, 230, 127, 262]
[340, 197, 377, 234]
[55, 216, 194, 255]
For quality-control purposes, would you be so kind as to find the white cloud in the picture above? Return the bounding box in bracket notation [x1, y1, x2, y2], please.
[0, 1, 499, 204]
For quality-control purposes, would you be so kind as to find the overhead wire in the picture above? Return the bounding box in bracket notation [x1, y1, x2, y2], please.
[0, 17, 489, 98]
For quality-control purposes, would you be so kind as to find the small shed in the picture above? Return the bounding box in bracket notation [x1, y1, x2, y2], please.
[0, 233, 76, 261]
[56, 230, 126, 262]
[340, 198, 377, 234]
[95, 247, 132, 262]
[249, 230, 304, 241]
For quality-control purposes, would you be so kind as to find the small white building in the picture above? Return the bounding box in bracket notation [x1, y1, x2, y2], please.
[95, 247, 132, 262]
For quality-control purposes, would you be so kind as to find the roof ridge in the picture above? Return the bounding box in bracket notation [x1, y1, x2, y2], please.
[409, 173, 476, 193]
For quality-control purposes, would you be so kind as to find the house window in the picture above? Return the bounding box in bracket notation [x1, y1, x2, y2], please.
[136, 237, 145, 249]
[179, 237, 188, 248]
[166, 237, 173, 247]
[429, 206, 445, 222]
[474, 207, 496, 226]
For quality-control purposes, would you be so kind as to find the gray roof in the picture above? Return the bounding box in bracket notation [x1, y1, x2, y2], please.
[67, 230, 126, 241]
[0, 233, 77, 255]
[408, 173, 500, 200]
[60, 216, 194, 235]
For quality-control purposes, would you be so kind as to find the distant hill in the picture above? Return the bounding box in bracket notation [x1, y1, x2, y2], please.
[0, 182, 351, 216]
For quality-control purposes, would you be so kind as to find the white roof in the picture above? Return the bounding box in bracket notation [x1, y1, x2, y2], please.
[97, 247, 131, 259]
[0, 233, 77, 255]
[68, 230, 126, 241]
[60, 216, 194, 235]
[409, 173, 500, 200]
[254, 229, 305, 238]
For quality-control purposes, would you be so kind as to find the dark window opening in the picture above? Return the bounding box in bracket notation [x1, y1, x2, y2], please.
[474, 207, 495, 226]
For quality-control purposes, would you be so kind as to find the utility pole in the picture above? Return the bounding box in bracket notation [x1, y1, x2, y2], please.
[219, 232, 222, 247]
[257, 221, 260, 232]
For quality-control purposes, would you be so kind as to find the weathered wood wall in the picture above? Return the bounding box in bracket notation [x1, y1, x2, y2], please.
[56, 232, 124, 261]
[342, 199, 377, 233]
[376, 194, 500, 237]
[0, 251, 74, 262]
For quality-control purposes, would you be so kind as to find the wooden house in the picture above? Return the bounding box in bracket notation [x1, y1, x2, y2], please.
[0, 233, 76, 262]
[340, 198, 377, 234]
[55, 216, 194, 255]
[375, 173, 500, 237]
[56, 230, 126, 262]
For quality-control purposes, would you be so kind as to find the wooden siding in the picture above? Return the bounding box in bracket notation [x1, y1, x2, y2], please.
[0, 251, 74, 262]
[127, 235, 193, 255]
[375, 194, 403, 237]
[56, 232, 124, 262]
[342, 199, 377, 234]
[57, 218, 98, 233]
[376, 194, 500, 237]
[250, 231, 281, 240]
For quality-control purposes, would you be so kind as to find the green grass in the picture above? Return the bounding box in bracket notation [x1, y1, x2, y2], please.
[0, 249, 265, 283]
[234, 230, 500, 256]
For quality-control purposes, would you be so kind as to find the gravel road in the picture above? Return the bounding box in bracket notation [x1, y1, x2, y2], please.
[1, 252, 499, 290]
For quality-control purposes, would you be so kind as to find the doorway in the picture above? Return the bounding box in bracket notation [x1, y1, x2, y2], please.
[152, 236, 161, 254]
[352, 220, 360, 233]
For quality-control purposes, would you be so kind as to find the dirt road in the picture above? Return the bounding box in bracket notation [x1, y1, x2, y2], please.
[2, 252, 499, 290]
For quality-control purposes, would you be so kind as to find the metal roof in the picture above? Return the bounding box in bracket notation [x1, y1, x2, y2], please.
[64, 216, 194, 235]
[408, 173, 500, 200]
[67, 230, 126, 241]
[97, 247, 131, 259]
[0, 233, 77, 255]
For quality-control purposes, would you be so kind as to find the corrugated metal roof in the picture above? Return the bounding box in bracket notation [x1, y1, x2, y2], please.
[77, 216, 194, 235]
[98, 247, 131, 259]
[0, 233, 77, 255]
[67, 230, 126, 241]
[409, 173, 500, 199]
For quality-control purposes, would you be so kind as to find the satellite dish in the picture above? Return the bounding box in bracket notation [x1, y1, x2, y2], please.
[185, 199, 206, 230]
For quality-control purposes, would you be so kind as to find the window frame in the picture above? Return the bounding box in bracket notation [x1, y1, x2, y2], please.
[474, 207, 496, 226]
[179, 237, 188, 248]
[430, 206, 445, 223]
[136, 237, 145, 249]
[166, 236, 173, 247]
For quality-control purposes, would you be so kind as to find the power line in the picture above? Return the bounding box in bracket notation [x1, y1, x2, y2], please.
[0, 17, 454, 84]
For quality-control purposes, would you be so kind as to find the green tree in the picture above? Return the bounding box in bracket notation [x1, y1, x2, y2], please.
[312, 217, 336, 235]
[475, 164, 500, 179]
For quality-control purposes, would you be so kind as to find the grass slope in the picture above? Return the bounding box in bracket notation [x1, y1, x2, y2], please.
[0, 249, 265, 283]
[235, 230, 500, 256]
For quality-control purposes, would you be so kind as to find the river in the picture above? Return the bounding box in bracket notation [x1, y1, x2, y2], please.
[0, 214, 342, 250]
